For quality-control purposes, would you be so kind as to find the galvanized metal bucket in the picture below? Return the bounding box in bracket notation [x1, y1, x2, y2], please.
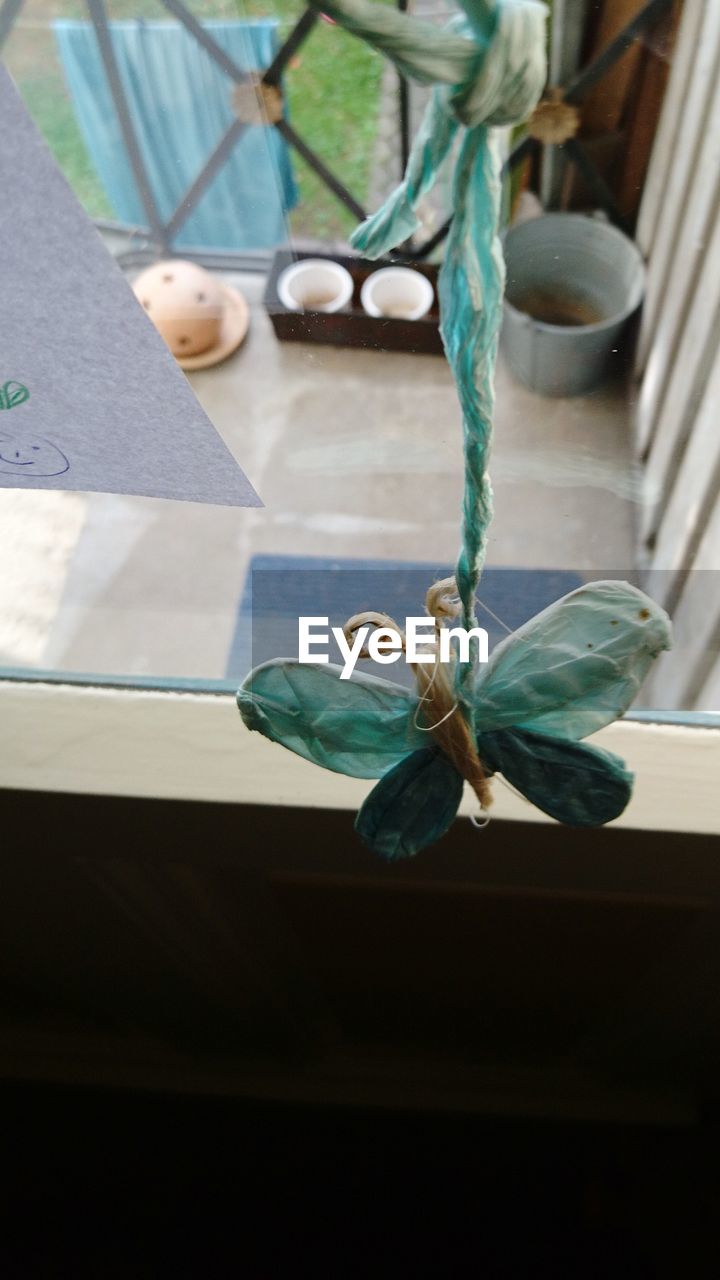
[500, 213, 646, 398]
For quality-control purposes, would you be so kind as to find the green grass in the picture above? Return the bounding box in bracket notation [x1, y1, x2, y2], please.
[17, 67, 114, 218]
[241, 0, 384, 239]
[11, 0, 383, 241]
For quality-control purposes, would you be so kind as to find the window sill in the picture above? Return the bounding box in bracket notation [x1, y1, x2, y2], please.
[1, 679, 718, 835]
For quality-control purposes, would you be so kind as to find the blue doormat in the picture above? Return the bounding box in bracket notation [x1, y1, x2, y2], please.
[226, 555, 583, 683]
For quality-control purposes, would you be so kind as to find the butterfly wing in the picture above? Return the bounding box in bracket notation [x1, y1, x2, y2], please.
[238, 659, 426, 779]
[355, 747, 464, 860]
[477, 726, 633, 827]
[474, 581, 671, 740]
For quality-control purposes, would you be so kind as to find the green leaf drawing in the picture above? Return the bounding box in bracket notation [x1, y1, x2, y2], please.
[0, 381, 30, 410]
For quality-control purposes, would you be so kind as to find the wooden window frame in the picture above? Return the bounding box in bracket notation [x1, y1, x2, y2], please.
[1, 678, 718, 836]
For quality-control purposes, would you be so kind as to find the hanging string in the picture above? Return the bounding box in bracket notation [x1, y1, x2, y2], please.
[476, 594, 516, 638]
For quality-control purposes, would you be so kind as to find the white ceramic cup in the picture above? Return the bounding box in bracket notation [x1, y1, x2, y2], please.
[277, 258, 354, 313]
[360, 267, 434, 321]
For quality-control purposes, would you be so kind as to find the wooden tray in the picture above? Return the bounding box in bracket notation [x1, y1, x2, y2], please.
[263, 249, 444, 356]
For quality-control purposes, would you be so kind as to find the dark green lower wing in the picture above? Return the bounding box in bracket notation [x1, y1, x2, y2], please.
[476, 727, 633, 827]
[355, 748, 464, 860]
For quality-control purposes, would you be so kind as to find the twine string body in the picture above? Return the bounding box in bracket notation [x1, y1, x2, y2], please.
[343, 577, 493, 812]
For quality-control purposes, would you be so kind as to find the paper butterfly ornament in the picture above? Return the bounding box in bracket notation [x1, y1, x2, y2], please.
[238, 0, 673, 856]
[239, 578, 672, 859]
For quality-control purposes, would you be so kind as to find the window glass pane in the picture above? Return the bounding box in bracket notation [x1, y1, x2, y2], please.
[0, 0, 718, 732]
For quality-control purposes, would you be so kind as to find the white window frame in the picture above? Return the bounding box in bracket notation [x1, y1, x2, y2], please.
[2, 678, 719, 836]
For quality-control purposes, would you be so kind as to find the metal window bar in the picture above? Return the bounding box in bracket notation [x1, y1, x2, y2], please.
[409, 0, 674, 258]
[0, 0, 674, 267]
[0, 0, 22, 50]
[398, 0, 411, 173]
[0, 0, 366, 265]
[86, 0, 170, 252]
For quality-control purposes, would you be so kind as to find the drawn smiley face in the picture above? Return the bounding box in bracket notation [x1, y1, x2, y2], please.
[0, 432, 69, 478]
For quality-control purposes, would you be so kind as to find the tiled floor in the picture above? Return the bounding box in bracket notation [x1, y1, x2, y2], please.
[0, 269, 639, 681]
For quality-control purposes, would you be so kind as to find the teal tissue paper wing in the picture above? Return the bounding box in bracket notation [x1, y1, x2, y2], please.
[308, 0, 479, 86]
[477, 726, 633, 827]
[474, 581, 672, 739]
[350, 84, 460, 260]
[355, 747, 464, 859]
[237, 659, 425, 779]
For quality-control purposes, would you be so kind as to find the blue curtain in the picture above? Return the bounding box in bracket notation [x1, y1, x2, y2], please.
[54, 19, 297, 250]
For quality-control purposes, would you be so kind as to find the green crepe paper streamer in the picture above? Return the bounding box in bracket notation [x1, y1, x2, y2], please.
[312, 0, 484, 86]
[310, 0, 547, 730]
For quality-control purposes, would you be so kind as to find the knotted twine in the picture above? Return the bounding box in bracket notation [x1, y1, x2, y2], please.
[344, 577, 493, 810]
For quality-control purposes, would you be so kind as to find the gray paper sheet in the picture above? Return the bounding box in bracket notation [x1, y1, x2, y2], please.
[0, 66, 261, 507]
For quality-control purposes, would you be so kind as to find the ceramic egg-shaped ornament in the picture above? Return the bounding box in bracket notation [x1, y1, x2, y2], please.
[132, 259, 249, 369]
